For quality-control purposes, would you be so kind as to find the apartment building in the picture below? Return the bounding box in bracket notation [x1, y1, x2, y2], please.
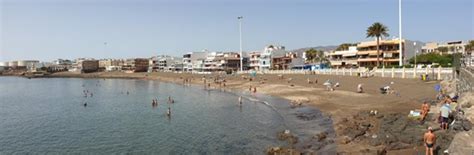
[203, 52, 245, 72]
[356, 39, 421, 67]
[422, 40, 468, 55]
[183, 51, 208, 72]
[328, 46, 358, 68]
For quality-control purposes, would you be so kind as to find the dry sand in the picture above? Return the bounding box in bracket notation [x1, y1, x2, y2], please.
[47, 71, 442, 154]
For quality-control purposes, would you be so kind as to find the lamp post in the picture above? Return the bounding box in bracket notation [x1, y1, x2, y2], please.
[414, 42, 417, 68]
[238, 16, 243, 72]
[399, 0, 403, 66]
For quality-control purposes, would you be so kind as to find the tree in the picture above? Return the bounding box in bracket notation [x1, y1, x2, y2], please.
[335, 43, 357, 51]
[366, 22, 389, 67]
[408, 53, 452, 66]
[465, 40, 474, 55]
[305, 48, 328, 64]
[437, 47, 449, 54]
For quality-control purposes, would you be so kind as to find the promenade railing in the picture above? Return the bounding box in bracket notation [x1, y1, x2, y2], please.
[237, 66, 453, 80]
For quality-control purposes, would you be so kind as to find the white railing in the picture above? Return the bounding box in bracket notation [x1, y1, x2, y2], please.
[237, 67, 453, 80]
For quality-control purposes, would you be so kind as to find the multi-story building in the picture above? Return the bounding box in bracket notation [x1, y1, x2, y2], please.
[259, 45, 286, 71]
[328, 46, 358, 68]
[422, 40, 468, 55]
[183, 51, 208, 72]
[153, 56, 182, 71]
[421, 42, 439, 54]
[271, 52, 305, 70]
[81, 60, 99, 73]
[134, 58, 149, 72]
[248, 51, 261, 70]
[203, 52, 246, 72]
[356, 39, 421, 67]
[98, 59, 124, 72]
[122, 58, 149, 72]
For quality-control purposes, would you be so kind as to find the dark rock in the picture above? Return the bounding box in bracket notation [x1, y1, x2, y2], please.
[369, 138, 382, 146]
[360, 122, 371, 128]
[461, 102, 472, 108]
[340, 136, 351, 144]
[314, 131, 328, 142]
[295, 109, 323, 121]
[386, 142, 411, 150]
[452, 121, 464, 131]
[376, 114, 384, 119]
[462, 120, 472, 131]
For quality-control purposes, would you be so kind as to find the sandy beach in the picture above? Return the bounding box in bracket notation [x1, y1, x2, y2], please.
[41, 71, 450, 154]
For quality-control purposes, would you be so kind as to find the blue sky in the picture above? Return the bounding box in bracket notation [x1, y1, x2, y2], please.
[1, 0, 473, 61]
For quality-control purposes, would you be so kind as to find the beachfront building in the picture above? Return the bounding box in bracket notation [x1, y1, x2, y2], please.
[203, 52, 246, 72]
[69, 59, 99, 73]
[356, 39, 421, 67]
[271, 52, 305, 70]
[153, 55, 183, 71]
[422, 41, 468, 55]
[248, 51, 261, 70]
[259, 45, 286, 71]
[81, 60, 99, 73]
[122, 58, 149, 72]
[183, 51, 208, 72]
[99, 59, 124, 72]
[328, 46, 358, 68]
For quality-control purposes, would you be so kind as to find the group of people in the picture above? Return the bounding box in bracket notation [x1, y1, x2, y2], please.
[421, 93, 461, 155]
[83, 90, 93, 98]
[151, 96, 175, 116]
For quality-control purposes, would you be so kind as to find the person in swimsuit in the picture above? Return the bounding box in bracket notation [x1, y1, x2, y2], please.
[421, 101, 430, 121]
[423, 127, 436, 155]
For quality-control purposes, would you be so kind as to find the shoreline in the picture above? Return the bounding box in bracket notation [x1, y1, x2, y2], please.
[2, 71, 465, 154]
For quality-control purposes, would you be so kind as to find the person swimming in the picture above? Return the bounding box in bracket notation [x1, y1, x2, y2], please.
[83, 102, 87, 107]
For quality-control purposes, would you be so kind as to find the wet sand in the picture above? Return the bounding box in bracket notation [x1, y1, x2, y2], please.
[46, 71, 440, 153]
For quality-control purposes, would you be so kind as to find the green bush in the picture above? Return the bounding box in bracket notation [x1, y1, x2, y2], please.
[408, 53, 453, 66]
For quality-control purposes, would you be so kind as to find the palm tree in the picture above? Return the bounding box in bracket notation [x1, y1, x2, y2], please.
[366, 22, 389, 67]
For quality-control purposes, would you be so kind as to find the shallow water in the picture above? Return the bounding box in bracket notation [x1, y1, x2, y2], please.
[0, 77, 334, 154]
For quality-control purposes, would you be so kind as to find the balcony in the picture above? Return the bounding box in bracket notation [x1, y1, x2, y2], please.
[357, 50, 399, 56]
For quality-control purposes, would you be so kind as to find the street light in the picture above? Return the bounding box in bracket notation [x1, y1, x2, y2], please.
[238, 16, 243, 72]
[399, 0, 403, 66]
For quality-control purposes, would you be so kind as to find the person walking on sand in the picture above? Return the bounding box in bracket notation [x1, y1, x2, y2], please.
[357, 84, 363, 93]
[423, 127, 436, 155]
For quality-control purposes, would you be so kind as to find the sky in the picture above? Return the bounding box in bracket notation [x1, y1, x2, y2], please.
[0, 0, 473, 61]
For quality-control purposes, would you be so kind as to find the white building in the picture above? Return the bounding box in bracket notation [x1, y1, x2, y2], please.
[328, 46, 358, 67]
[150, 55, 183, 71]
[259, 45, 286, 71]
[183, 51, 208, 72]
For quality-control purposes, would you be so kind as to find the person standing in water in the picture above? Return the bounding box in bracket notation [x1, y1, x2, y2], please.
[166, 107, 171, 116]
[238, 96, 242, 105]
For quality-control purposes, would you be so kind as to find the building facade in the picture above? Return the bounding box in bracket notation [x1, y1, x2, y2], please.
[356, 39, 421, 67]
[328, 46, 358, 68]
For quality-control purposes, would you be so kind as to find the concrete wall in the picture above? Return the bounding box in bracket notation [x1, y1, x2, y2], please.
[457, 67, 474, 93]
